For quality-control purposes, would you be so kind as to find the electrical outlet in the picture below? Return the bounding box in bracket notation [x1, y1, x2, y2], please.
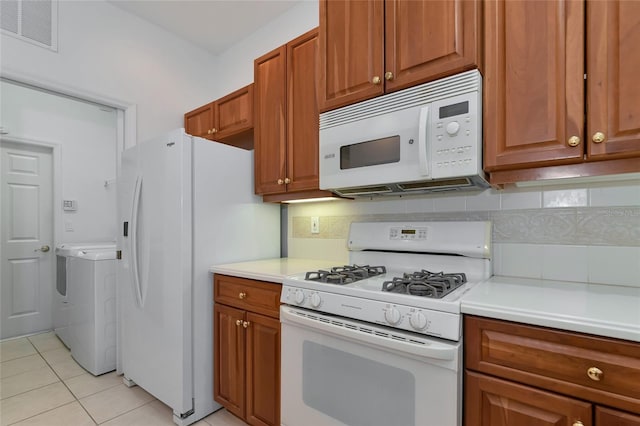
[65, 220, 74, 232]
[311, 216, 320, 234]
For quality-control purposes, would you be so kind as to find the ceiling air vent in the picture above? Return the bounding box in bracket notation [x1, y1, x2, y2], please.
[1, 0, 58, 51]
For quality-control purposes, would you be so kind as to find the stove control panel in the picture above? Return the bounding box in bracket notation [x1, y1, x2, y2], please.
[389, 226, 428, 241]
[281, 285, 461, 341]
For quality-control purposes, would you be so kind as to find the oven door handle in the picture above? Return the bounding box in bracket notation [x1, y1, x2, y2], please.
[281, 307, 457, 361]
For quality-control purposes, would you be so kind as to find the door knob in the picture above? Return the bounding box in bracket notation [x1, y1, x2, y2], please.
[35, 245, 50, 252]
[592, 132, 605, 143]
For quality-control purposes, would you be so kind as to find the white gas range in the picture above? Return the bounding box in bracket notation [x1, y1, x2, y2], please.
[280, 221, 492, 426]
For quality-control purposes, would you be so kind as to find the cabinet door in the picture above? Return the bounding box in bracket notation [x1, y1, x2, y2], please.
[254, 46, 287, 195]
[245, 312, 280, 426]
[286, 29, 321, 193]
[596, 406, 640, 426]
[214, 303, 245, 419]
[185, 103, 214, 139]
[465, 372, 592, 426]
[318, 0, 384, 112]
[484, 0, 585, 171]
[587, 0, 640, 160]
[214, 84, 254, 141]
[384, 0, 480, 93]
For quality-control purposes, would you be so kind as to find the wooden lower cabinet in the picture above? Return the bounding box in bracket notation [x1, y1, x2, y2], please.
[213, 275, 281, 426]
[596, 407, 640, 426]
[465, 371, 592, 426]
[464, 315, 640, 426]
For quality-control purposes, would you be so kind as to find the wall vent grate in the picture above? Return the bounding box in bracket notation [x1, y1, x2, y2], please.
[1, 0, 58, 51]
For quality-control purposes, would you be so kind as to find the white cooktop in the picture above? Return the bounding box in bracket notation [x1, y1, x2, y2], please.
[461, 276, 640, 343]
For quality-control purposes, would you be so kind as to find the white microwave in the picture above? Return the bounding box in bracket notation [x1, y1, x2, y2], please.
[319, 70, 489, 197]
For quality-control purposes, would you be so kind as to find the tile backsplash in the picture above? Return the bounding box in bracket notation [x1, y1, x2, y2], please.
[287, 178, 640, 287]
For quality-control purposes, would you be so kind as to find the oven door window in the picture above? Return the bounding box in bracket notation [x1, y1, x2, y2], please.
[303, 341, 414, 426]
[340, 136, 400, 169]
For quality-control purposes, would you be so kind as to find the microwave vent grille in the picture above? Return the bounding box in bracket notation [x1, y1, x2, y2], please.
[320, 69, 481, 129]
[331, 176, 490, 197]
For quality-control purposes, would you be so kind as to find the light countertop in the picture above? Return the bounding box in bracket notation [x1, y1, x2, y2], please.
[209, 258, 337, 284]
[462, 276, 640, 343]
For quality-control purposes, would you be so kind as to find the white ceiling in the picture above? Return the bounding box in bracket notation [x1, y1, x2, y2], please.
[108, 0, 304, 56]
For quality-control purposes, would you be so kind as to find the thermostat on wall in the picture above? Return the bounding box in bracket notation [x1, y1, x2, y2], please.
[63, 200, 78, 211]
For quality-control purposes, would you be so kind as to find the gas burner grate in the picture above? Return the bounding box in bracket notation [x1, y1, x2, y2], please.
[381, 270, 467, 298]
[305, 264, 386, 285]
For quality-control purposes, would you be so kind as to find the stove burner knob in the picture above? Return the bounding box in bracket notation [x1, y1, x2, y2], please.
[384, 307, 401, 325]
[294, 289, 305, 305]
[310, 293, 322, 308]
[409, 311, 428, 330]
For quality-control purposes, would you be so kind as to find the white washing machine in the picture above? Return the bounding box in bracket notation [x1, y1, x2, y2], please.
[54, 242, 116, 348]
[67, 248, 117, 375]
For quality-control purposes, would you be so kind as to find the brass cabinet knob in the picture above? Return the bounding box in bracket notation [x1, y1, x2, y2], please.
[384, 71, 394, 81]
[277, 179, 284, 185]
[573, 422, 584, 426]
[242, 321, 250, 328]
[372, 76, 381, 85]
[592, 132, 605, 143]
[235, 319, 242, 326]
[212, 128, 217, 133]
[284, 177, 291, 184]
[587, 367, 603, 381]
[207, 129, 212, 135]
[568, 136, 581, 147]
[239, 292, 247, 300]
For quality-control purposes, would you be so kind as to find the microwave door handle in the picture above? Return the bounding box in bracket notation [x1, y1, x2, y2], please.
[418, 106, 429, 176]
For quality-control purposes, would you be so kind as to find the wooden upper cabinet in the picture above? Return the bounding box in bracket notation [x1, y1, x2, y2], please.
[484, 0, 640, 183]
[214, 84, 254, 143]
[184, 84, 254, 149]
[384, 0, 480, 93]
[318, 0, 384, 112]
[184, 103, 214, 139]
[254, 46, 287, 195]
[318, 0, 480, 112]
[483, 0, 585, 171]
[287, 30, 321, 193]
[587, 0, 640, 160]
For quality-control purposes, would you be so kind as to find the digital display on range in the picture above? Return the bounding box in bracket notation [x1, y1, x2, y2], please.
[439, 101, 469, 119]
[401, 229, 416, 235]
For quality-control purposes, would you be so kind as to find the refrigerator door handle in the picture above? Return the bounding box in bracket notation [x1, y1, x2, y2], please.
[130, 174, 144, 307]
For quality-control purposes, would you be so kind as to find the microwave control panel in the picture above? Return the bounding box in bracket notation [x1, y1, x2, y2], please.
[429, 91, 481, 179]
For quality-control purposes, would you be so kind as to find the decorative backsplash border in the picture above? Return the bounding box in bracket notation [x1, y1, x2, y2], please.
[291, 206, 640, 247]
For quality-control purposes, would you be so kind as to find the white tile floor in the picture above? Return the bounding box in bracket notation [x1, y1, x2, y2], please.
[0, 332, 247, 426]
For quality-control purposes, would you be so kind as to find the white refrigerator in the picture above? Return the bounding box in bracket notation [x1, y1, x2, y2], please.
[117, 129, 280, 425]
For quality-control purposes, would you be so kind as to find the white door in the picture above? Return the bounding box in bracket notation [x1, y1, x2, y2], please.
[1, 141, 54, 339]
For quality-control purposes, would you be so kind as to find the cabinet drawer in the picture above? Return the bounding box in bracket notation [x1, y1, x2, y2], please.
[465, 315, 640, 414]
[214, 274, 281, 318]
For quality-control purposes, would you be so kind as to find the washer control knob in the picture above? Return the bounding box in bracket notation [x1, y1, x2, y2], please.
[384, 307, 402, 325]
[446, 121, 460, 136]
[294, 289, 305, 305]
[409, 311, 428, 330]
[310, 293, 322, 308]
